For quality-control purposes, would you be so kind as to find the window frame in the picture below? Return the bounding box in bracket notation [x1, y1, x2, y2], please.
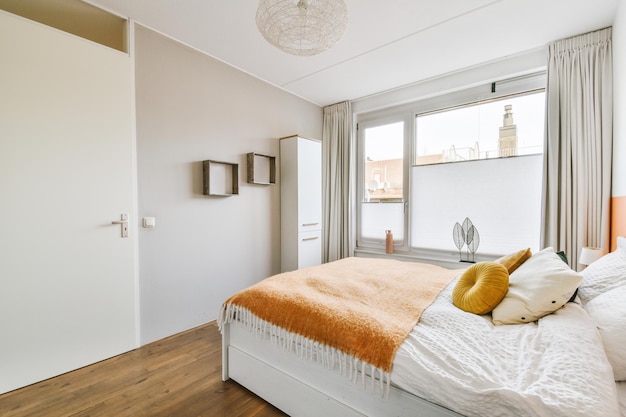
[356, 112, 413, 252]
[355, 72, 546, 258]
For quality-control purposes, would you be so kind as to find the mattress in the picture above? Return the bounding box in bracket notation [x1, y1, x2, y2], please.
[392, 277, 620, 417]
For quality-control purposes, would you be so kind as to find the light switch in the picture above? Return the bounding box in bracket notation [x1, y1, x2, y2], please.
[143, 217, 156, 228]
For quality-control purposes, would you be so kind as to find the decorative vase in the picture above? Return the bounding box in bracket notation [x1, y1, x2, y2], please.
[385, 230, 394, 254]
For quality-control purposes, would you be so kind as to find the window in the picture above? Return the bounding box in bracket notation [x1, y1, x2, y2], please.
[357, 74, 546, 258]
[415, 92, 545, 165]
[364, 121, 404, 203]
[357, 118, 408, 249]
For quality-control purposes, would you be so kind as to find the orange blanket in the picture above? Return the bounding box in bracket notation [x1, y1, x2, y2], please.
[220, 257, 461, 374]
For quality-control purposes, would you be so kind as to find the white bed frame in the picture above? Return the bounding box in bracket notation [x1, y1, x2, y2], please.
[221, 322, 464, 417]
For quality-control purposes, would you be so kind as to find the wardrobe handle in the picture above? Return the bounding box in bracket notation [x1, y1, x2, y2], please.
[302, 236, 320, 242]
[302, 222, 319, 227]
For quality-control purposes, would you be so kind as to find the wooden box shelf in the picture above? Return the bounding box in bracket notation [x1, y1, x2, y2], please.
[246, 153, 276, 185]
[202, 160, 239, 196]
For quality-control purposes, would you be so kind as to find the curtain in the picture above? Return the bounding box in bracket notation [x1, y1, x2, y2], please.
[541, 27, 613, 268]
[322, 101, 354, 262]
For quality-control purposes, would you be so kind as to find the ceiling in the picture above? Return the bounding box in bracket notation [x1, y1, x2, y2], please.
[85, 0, 619, 107]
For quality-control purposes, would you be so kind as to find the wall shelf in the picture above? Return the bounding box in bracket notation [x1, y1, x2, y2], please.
[202, 160, 239, 196]
[246, 152, 276, 185]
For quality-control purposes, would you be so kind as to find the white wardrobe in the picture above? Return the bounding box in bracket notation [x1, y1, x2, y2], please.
[280, 136, 322, 272]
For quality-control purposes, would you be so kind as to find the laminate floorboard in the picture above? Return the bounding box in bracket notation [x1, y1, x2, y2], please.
[0, 322, 288, 417]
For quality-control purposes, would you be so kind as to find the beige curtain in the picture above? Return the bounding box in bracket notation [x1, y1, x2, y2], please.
[541, 27, 613, 268]
[322, 101, 354, 262]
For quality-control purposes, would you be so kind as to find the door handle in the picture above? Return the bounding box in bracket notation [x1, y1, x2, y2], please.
[112, 214, 129, 238]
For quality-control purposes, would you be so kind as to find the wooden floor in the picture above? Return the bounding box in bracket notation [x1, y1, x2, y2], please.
[0, 322, 288, 417]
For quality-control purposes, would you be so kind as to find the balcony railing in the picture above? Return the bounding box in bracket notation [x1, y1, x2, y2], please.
[417, 145, 543, 166]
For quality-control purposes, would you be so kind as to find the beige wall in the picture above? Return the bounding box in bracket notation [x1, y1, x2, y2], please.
[134, 25, 323, 344]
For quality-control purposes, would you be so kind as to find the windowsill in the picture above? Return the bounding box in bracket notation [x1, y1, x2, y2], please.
[354, 247, 501, 270]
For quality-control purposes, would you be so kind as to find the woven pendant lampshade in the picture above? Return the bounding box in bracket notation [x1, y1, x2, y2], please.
[256, 0, 348, 56]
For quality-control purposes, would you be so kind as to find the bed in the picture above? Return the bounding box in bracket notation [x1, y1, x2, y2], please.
[219, 243, 626, 417]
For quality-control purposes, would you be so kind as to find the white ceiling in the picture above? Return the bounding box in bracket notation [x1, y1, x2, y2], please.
[86, 0, 619, 107]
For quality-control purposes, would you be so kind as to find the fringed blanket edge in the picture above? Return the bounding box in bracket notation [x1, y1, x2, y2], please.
[218, 303, 392, 398]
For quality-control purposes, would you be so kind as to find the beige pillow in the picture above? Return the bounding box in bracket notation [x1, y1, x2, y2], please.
[492, 248, 582, 325]
[494, 248, 532, 274]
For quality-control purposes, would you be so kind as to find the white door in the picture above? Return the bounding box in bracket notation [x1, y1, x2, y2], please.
[0, 13, 137, 393]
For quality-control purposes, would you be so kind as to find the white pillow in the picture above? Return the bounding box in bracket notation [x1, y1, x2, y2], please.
[492, 248, 582, 325]
[584, 285, 626, 381]
[578, 248, 626, 305]
[618, 236, 626, 251]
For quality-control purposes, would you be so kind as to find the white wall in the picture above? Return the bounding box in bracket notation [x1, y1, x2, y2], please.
[613, 1, 626, 197]
[352, 48, 546, 115]
[134, 26, 323, 344]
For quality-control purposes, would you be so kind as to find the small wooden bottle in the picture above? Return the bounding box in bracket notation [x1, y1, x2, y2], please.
[385, 230, 394, 254]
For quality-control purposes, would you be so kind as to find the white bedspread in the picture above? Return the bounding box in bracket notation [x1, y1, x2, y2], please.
[617, 382, 626, 417]
[392, 279, 620, 417]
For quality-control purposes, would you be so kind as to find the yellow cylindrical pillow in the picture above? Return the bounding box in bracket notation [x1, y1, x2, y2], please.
[453, 262, 509, 315]
[494, 248, 532, 274]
